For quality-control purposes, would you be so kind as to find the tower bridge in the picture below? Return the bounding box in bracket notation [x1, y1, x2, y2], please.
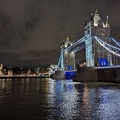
[57, 10, 120, 71]
[51, 10, 120, 81]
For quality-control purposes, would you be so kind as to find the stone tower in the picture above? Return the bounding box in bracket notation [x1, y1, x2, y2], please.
[60, 37, 75, 71]
[84, 10, 112, 67]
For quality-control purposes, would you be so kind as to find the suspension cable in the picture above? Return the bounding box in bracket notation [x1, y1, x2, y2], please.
[111, 37, 120, 47]
[94, 36, 120, 51]
[95, 36, 120, 57]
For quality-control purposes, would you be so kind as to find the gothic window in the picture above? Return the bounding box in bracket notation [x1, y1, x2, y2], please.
[70, 53, 74, 58]
[64, 52, 68, 58]
[98, 19, 103, 27]
[97, 29, 105, 36]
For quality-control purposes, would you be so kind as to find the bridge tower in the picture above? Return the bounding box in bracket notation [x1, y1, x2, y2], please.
[60, 37, 75, 71]
[84, 10, 112, 67]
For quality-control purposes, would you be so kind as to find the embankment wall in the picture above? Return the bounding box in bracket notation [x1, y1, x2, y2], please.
[73, 67, 120, 82]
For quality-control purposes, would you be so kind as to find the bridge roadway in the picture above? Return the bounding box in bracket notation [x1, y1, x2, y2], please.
[94, 65, 120, 69]
[0, 75, 49, 78]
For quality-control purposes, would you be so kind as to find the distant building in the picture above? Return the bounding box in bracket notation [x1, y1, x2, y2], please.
[61, 37, 75, 70]
[8, 69, 13, 76]
[0, 64, 3, 75]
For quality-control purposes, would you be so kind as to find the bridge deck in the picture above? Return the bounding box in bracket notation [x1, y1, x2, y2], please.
[94, 65, 120, 69]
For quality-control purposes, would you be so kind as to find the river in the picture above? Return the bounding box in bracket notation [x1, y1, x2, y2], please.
[0, 78, 120, 120]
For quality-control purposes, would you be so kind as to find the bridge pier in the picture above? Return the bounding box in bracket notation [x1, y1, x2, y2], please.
[73, 67, 98, 82]
[73, 67, 120, 82]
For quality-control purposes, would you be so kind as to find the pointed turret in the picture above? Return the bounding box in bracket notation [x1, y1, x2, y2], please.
[90, 12, 93, 21]
[95, 9, 98, 14]
[89, 12, 94, 27]
[64, 36, 71, 48]
[66, 36, 69, 41]
[93, 9, 101, 26]
[84, 18, 88, 30]
[106, 15, 110, 28]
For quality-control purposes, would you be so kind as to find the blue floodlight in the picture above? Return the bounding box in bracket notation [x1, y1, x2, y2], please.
[98, 58, 108, 66]
[65, 71, 76, 79]
[67, 66, 73, 70]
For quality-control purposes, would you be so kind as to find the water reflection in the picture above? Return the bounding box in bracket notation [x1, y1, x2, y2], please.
[0, 78, 120, 120]
[98, 86, 120, 120]
[46, 80, 81, 119]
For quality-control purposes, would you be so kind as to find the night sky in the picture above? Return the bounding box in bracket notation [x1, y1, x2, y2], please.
[0, 0, 120, 67]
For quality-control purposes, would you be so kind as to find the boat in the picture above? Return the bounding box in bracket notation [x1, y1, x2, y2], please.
[50, 70, 77, 80]
[50, 70, 65, 79]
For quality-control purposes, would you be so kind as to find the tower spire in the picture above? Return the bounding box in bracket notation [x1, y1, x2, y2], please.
[93, 9, 101, 26]
[106, 15, 110, 28]
[95, 9, 98, 14]
[90, 12, 93, 21]
[66, 36, 69, 41]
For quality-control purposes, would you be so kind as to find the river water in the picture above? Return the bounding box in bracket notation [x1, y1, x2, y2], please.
[0, 78, 120, 120]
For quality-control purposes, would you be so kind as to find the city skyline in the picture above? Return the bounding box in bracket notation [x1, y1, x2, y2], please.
[0, 0, 120, 67]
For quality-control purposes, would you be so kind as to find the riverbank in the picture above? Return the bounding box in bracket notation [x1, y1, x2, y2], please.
[0, 75, 49, 78]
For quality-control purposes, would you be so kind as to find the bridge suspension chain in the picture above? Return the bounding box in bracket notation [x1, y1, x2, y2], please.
[94, 36, 120, 57]
[111, 37, 120, 47]
[95, 36, 120, 51]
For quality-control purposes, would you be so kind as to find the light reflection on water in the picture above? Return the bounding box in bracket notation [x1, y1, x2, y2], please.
[0, 78, 120, 120]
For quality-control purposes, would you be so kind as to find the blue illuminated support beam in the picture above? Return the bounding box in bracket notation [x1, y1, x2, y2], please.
[85, 35, 94, 67]
[57, 54, 62, 67]
[60, 49, 64, 71]
[84, 27, 94, 67]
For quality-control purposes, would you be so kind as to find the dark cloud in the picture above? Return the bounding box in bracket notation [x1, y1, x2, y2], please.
[0, 0, 119, 67]
[0, 49, 59, 67]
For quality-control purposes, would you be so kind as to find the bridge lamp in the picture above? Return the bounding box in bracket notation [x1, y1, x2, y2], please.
[83, 62, 86, 66]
